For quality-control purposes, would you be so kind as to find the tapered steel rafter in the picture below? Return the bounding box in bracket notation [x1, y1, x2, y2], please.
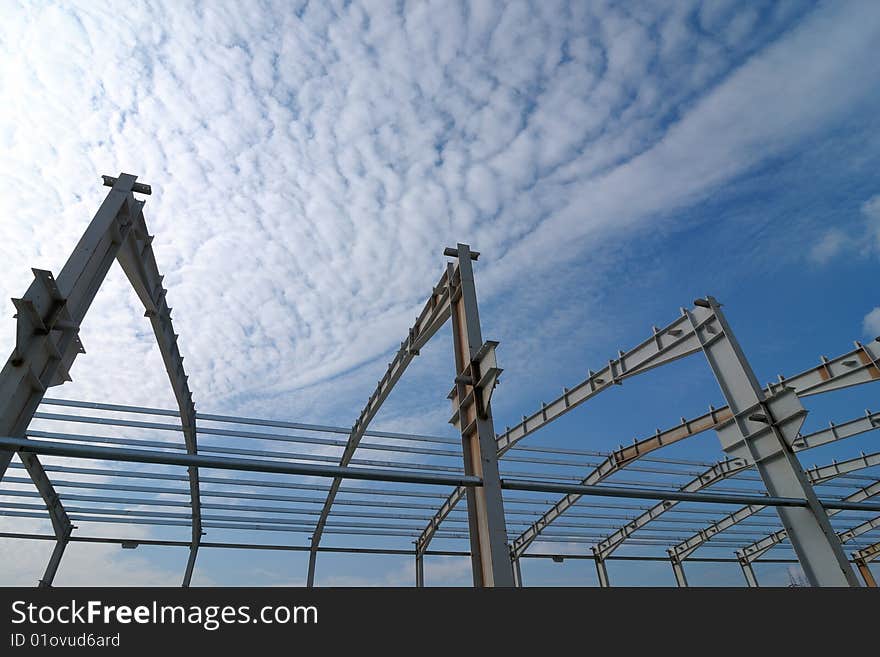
[0, 174, 199, 587]
[593, 458, 752, 565]
[735, 511, 880, 588]
[417, 304, 718, 556]
[306, 259, 458, 587]
[0, 174, 143, 587]
[686, 296, 859, 586]
[513, 351, 880, 559]
[672, 460, 880, 586]
[669, 410, 880, 565]
[110, 178, 201, 587]
[736, 469, 880, 567]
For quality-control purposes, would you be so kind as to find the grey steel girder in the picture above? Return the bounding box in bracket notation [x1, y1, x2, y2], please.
[445, 244, 513, 587]
[111, 184, 201, 587]
[0, 174, 199, 587]
[853, 540, 880, 565]
[738, 556, 759, 587]
[0, 174, 146, 586]
[99, 176, 200, 586]
[673, 471, 880, 587]
[669, 411, 880, 562]
[512, 351, 880, 558]
[417, 303, 723, 556]
[415, 549, 424, 588]
[595, 452, 879, 567]
[420, 311, 880, 558]
[593, 458, 752, 561]
[735, 511, 880, 588]
[687, 296, 858, 586]
[670, 553, 688, 587]
[596, 306, 876, 582]
[736, 473, 880, 565]
[852, 541, 880, 587]
[306, 260, 458, 587]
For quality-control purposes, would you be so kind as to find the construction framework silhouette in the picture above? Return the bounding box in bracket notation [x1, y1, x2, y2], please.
[1, 173, 879, 587]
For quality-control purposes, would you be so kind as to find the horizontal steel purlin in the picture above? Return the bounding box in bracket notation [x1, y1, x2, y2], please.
[5, 530, 868, 565]
[511, 344, 880, 558]
[591, 459, 752, 560]
[737, 477, 880, 563]
[853, 539, 880, 564]
[596, 448, 880, 560]
[420, 330, 880, 558]
[417, 305, 723, 554]
[0, 437, 481, 487]
[672, 448, 880, 561]
[6, 436, 880, 513]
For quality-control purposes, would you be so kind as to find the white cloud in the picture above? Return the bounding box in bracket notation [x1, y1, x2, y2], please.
[0, 516, 204, 586]
[863, 307, 880, 339]
[807, 192, 880, 265]
[863, 194, 880, 251]
[809, 229, 850, 264]
[1, 0, 879, 585]
[3, 0, 874, 420]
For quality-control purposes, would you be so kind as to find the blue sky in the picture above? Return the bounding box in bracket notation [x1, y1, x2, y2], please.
[1, 0, 880, 586]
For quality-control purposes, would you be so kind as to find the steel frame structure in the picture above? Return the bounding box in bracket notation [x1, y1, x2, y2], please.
[1, 174, 879, 588]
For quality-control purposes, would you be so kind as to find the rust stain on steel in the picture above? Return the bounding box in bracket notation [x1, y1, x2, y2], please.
[612, 406, 733, 467]
[857, 349, 880, 379]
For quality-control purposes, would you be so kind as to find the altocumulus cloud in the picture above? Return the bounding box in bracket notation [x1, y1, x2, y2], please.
[1, 0, 879, 426]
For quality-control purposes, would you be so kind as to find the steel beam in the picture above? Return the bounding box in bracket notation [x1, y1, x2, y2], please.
[305, 262, 456, 587]
[670, 553, 688, 587]
[856, 560, 877, 587]
[512, 349, 880, 559]
[38, 525, 72, 588]
[852, 540, 880, 588]
[6, 434, 880, 507]
[513, 556, 523, 588]
[739, 555, 759, 587]
[594, 550, 610, 587]
[0, 436, 483, 487]
[418, 302, 720, 556]
[445, 244, 513, 587]
[739, 479, 880, 566]
[0, 174, 200, 586]
[0, 173, 150, 585]
[593, 458, 750, 560]
[674, 454, 880, 563]
[688, 296, 858, 586]
[113, 193, 201, 588]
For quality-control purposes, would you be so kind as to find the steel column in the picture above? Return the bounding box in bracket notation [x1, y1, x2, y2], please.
[513, 344, 880, 557]
[416, 550, 424, 588]
[513, 556, 523, 588]
[37, 525, 72, 588]
[670, 553, 688, 587]
[594, 551, 610, 587]
[738, 555, 759, 587]
[446, 244, 513, 587]
[420, 303, 716, 556]
[690, 296, 858, 587]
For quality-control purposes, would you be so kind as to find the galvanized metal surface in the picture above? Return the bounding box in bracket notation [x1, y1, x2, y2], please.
[2, 177, 879, 587]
